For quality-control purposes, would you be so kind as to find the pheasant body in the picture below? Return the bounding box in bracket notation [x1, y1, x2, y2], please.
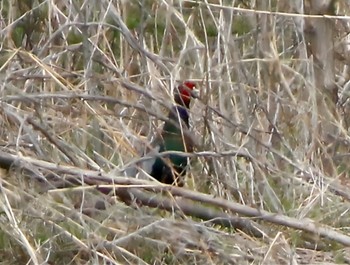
[150, 82, 197, 186]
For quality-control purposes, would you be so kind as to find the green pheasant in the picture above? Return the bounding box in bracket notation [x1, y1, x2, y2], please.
[149, 81, 197, 186]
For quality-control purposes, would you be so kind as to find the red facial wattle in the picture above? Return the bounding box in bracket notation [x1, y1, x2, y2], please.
[179, 81, 196, 105]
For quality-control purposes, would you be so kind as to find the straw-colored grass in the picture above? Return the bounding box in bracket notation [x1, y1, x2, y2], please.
[1, 0, 350, 264]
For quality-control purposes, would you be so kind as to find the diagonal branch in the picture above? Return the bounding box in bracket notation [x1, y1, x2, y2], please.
[1, 150, 350, 246]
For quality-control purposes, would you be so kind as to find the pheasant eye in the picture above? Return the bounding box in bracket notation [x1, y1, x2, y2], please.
[183, 82, 196, 91]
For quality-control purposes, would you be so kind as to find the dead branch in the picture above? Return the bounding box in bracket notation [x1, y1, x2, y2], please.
[1, 150, 350, 246]
[112, 187, 263, 237]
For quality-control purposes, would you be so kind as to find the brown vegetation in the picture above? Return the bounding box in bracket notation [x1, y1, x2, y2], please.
[1, 0, 350, 264]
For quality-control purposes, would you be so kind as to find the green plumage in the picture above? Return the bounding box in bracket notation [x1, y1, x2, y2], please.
[149, 81, 197, 186]
[150, 105, 192, 185]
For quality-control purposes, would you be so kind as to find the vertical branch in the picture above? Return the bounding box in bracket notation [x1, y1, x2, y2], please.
[304, 0, 338, 176]
[254, 1, 285, 211]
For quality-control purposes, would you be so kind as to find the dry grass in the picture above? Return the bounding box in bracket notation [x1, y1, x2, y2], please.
[1, 0, 350, 264]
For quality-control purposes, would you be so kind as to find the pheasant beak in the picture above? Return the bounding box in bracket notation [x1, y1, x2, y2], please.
[181, 82, 200, 99]
[190, 88, 200, 99]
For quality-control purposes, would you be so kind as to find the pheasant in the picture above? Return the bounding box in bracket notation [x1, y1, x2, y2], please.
[149, 81, 198, 186]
